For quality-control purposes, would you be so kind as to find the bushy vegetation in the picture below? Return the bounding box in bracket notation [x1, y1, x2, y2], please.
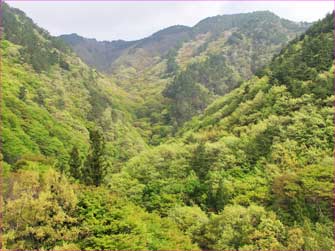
[2, 3, 334, 250]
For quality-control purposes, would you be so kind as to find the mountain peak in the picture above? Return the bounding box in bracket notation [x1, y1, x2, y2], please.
[59, 33, 86, 45]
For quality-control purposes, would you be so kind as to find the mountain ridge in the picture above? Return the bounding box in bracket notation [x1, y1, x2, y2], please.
[60, 10, 311, 74]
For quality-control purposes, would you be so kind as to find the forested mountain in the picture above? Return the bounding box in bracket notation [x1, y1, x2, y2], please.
[61, 11, 309, 75]
[2, 2, 334, 250]
[60, 24, 193, 73]
[61, 11, 310, 144]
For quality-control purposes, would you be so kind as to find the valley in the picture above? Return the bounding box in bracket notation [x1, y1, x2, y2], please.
[2, 3, 334, 250]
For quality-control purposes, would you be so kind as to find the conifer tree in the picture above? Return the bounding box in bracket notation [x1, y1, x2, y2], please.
[68, 146, 82, 180]
[83, 128, 108, 186]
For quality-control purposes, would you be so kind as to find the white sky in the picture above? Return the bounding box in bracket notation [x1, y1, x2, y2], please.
[6, 1, 334, 41]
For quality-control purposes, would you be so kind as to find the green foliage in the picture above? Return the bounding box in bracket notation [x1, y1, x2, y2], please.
[2, 34, 146, 168]
[83, 128, 109, 186]
[163, 70, 211, 124]
[165, 49, 179, 74]
[69, 146, 82, 180]
[272, 161, 333, 223]
[270, 13, 334, 97]
[3, 168, 198, 250]
[120, 12, 334, 250]
[163, 53, 244, 125]
[3, 4, 334, 250]
[76, 187, 198, 250]
[168, 205, 208, 237]
[106, 172, 145, 204]
[3, 3, 68, 72]
[196, 205, 286, 250]
[3, 169, 79, 249]
[190, 141, 209, 180]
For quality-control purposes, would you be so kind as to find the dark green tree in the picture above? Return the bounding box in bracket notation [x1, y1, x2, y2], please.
[18, 86, 27, 101]
[68, 146, 82, 180]
[83, 128, 108, 186]
[166, 50, 179, 74]
[190, 142, 210, 180]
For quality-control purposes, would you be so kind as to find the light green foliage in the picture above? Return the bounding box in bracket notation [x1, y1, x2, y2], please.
[196, 205, 286, 250]
[286, 227, 305, 250]
[272, 161, 333, 222]
[3, 169, 79, 249]
[2, 3, 334, 250]
[106, 172, 145, 204]
[2, 27, 147, 169]
[160, 11, 309, 126]
[124, 143, 191, 213]
[75, 11, 310, 140]
[76, 188, 198, 250]
[168, 205, 208, 237]
[302, 219, 334, 250]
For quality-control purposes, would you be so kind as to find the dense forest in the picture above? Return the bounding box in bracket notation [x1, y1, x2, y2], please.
[2, 2, 334, 250]
[61, 11, 310, 142]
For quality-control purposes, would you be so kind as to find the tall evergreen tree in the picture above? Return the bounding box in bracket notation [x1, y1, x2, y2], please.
[83, 128, 108, 186]
[68, 146, 82, 180]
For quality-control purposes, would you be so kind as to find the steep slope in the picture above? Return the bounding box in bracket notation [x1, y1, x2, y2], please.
[163, 11, 311, 125]
[58, 33, 137, 72]
[115, 12, 334, 250]
[146, 13, 310, 144]
[74, 11, 309, 145]
[2, 3, 147, 169]
[60, 25, 192, 73]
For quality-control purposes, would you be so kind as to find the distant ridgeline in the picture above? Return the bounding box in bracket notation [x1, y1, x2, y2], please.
[60, 11, 310, 75]
[2, 2, 334, 250]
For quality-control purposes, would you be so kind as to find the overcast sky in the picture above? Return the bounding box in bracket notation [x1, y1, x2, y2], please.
[7, 1, 334, 41]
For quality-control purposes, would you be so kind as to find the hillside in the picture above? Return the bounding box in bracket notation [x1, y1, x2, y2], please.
[162, 12, 310, 125]
[112, 12, 334, 250]
[2, 3, 147, 169]
[60, 24, 193, 73]
[2, 3, 202, 249]
[2, 2, 334, 250]
[62, 11, 310, 144]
